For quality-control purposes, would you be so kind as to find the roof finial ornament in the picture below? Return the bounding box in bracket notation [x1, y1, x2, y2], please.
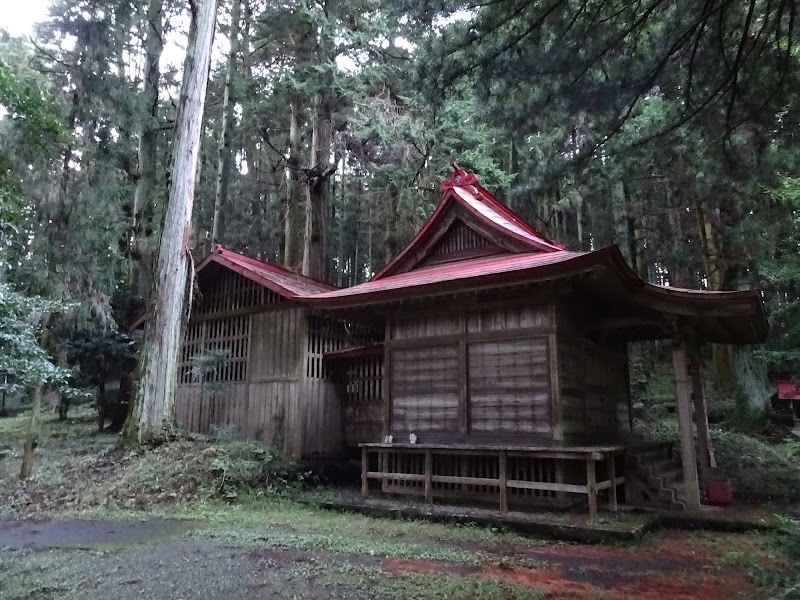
[441, 161, 479, 191]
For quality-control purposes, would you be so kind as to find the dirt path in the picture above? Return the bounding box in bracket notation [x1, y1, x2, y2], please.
[0, 516, 769, 600]
[0, 518, 198, 549]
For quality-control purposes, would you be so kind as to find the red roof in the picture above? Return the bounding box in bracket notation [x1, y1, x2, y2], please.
[310, 250, 590, 306]
[374, 164, 563, 280]
[775, 380, 800, 401]
[197, 245, 336, 298]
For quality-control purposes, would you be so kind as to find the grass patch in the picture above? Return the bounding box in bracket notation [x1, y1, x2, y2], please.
[175, 496, 550, 564]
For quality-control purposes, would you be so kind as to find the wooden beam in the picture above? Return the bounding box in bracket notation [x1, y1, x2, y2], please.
[383, 322, 392, 437]
[583, 316, 669, 334]
[549, 333, 563, 442]
[458, 311, 469, 435]
[672, 339, 701, 510]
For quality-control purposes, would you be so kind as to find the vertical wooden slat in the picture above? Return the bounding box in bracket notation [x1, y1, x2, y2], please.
[361, 446, 368, 497]
[608, 452, 618, 512]
[424, 449, 432, 504]
[586, 454, 597, 519]
[499, 450, 508, 511]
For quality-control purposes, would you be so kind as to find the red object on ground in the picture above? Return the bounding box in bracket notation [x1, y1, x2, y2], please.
[775, 379, 800, 401]
[706, 480, 734, 506]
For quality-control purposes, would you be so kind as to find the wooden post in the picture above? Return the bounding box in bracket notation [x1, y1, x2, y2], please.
[608, 452, 618, 512]
[424, 449, 433, 504]
[499, 450, 508, 512]
[586, 454, 598, 519]
[672, 339, 702, 510]
[361, 445, 368, 498]
[689, 347, 714, 485]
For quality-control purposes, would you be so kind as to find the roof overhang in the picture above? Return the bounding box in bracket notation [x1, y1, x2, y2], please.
[306, 245, 767, 345]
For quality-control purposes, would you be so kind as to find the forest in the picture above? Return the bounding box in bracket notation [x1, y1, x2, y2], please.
[2, 1, 800, 599]
[1, 0, 799, 413]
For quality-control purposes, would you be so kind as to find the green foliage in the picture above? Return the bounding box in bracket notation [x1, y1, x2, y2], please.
[712, 431, 800, 499]
[0, 283, 73, 393]
[64, 328, 139, 386]
[751, 516, 800, 600]
[0, 57, 64, 152]
[208, 443, 308, 500]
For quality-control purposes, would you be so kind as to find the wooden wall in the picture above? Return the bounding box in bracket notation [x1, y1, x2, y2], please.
[385, 298, 557, 443]
[557, 323, 631, 442]
[174, 267, 347, 458]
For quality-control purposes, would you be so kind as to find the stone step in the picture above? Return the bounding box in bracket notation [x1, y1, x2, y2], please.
[648, 467, 682, 490]
[627, 446, 672, 466]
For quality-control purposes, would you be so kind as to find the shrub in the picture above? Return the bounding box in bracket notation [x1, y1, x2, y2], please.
[209, 442, 309, 500]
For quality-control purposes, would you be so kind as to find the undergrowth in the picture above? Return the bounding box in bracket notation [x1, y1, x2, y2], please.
[750, 516, 800, 600]
[0, 405, 308, 515]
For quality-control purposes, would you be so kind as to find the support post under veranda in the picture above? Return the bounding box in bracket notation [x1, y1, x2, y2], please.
[672, 335, 702, 510]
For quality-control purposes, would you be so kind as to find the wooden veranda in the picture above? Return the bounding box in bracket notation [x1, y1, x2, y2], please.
[361, 443, 625, 518]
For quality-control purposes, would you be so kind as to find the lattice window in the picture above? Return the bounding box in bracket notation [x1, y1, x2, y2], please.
[195, 270, 281, 315]
[345, 353, 383, 405]
[179, 315, 251, 384]
[306, 316, 347, 379]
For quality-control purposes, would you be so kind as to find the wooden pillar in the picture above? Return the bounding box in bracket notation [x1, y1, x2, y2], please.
[608, 452, 618, 512]
[424, 449, 433, 504]
[361, 445, 368, 498]
[499, 450, 508, 512]
[689, 347, 714, 485]
[672, 339, 701, 510]
[586, 454, 598, 518]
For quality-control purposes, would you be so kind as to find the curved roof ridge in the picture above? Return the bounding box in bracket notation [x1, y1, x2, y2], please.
[373, 164, 565, 280]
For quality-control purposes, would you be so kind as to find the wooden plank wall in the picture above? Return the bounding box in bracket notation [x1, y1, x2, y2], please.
[174, 291, 309, 456]
[392, 345, 460, 433]
[557, 333, 630, 440]
[468, 337, 551, 434]
[386, 299, 556, 441]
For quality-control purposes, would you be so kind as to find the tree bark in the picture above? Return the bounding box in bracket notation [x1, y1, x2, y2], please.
[302, 93, 333, 280]
[611, 179, 632, 266]
[124, 0, 218, 444]
[211, 0, 241, 246]
[19, 315, 51, 480]
[284, 100, 304, 269]
[131, 0, 163, 298]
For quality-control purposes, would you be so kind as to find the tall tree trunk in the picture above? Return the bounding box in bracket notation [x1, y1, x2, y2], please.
[124, 0, 218, 444]
[240, 0, 258, 179]
[284, 100, 304, 269]
[211, 0, 241, 246]
[19, 315, 51, 480]
[131, 0, 163, 298]
[611, 179, 631, 266]
[693, 197, 735, 389]
[302, 94, 333, 280]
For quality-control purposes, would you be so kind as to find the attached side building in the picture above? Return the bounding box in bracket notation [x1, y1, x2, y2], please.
[174, 246, 368, 458]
